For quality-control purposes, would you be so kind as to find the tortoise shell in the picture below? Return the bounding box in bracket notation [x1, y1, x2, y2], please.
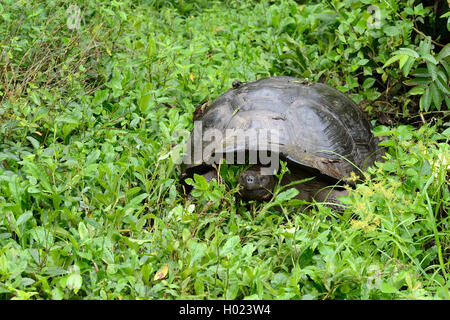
[182, 76, 379, 182]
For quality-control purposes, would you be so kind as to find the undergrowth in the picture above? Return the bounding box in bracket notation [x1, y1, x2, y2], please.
[0, 0, 448, 299]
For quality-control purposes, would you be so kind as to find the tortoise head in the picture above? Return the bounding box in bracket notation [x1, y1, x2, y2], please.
[238, 165, 275, 201]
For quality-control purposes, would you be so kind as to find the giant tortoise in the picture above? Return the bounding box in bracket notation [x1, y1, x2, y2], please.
[182, 76, 380, 206]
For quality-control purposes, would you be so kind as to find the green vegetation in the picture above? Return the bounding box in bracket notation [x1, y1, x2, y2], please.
[0, 0, 448, 299]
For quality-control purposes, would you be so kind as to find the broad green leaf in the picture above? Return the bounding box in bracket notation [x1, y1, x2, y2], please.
[422, 53, 438, 65]
[372, 125, 393, 137]
[147, 35, 157, 59]
[442, 127, 450, 137]
[429, 82, 442, 109]
[8, 175, 21, 203]
[380, 282, 398, 294]
[226, 281, 239, 300]
[139, 93, 152, 113]
[16, 211, 33, 227]
[51, 288, 64, 300]
[437, 68, 448, 83]
[382, 55, 402, 68]
[141, 263, 152, 285]
[357, 58, 369, 66]
[438, 43, 450, 60]
[21, 160, 52, 192]
[92, 89, 109, 105]
[398, 54, 409, 69]
[362, 78, 375, 89]
[383, 26, 400, 37]
[222, 235, 240, 255]
[393, 48, 419, 58]
[435, 72, 450, 95]
[397, 125, 414, 141]
[187, 239, 207, 266]
[402, 56, 415, 77]
[124, 193, 148, 211]
[26, 136, 40, 149]
[29, 92, 41, 106]
[66, 273, 82, 294]
[31, 226, 54, 247]
[193, 173, 209, 190]
[418, 37, 432, 56]
[78, 222, 89, 241]
[419, 87, 432, 111]
[85, 149, 100, 166]
[426, 62, 437, 80]
[44, 267, 69, 277]
[404, 77, 430, 86]
[55, 114, 80, 125]
[276, 188, 299, 202]
[194, 278, 205, 295]
[407, 86, 425, 95]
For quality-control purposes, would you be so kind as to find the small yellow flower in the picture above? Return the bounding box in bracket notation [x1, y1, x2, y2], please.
[362, 172, 371, 182]
[355, 201, 366, 214]
[359, 185, 374, 198]
[376, 164, 384, 175]
[351, 213, 380, 233]
[347, 171, 360, 184]
[400, 141, 410, 149]
[390, 179, 402, 189]
[350, 219, 366, 230]
[372, 182, 384, 194]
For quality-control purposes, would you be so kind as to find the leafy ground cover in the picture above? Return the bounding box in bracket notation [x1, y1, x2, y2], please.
[0, 0, 449, 299]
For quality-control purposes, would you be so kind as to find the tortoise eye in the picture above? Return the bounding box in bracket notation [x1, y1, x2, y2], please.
[246, 175, 255, 184]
